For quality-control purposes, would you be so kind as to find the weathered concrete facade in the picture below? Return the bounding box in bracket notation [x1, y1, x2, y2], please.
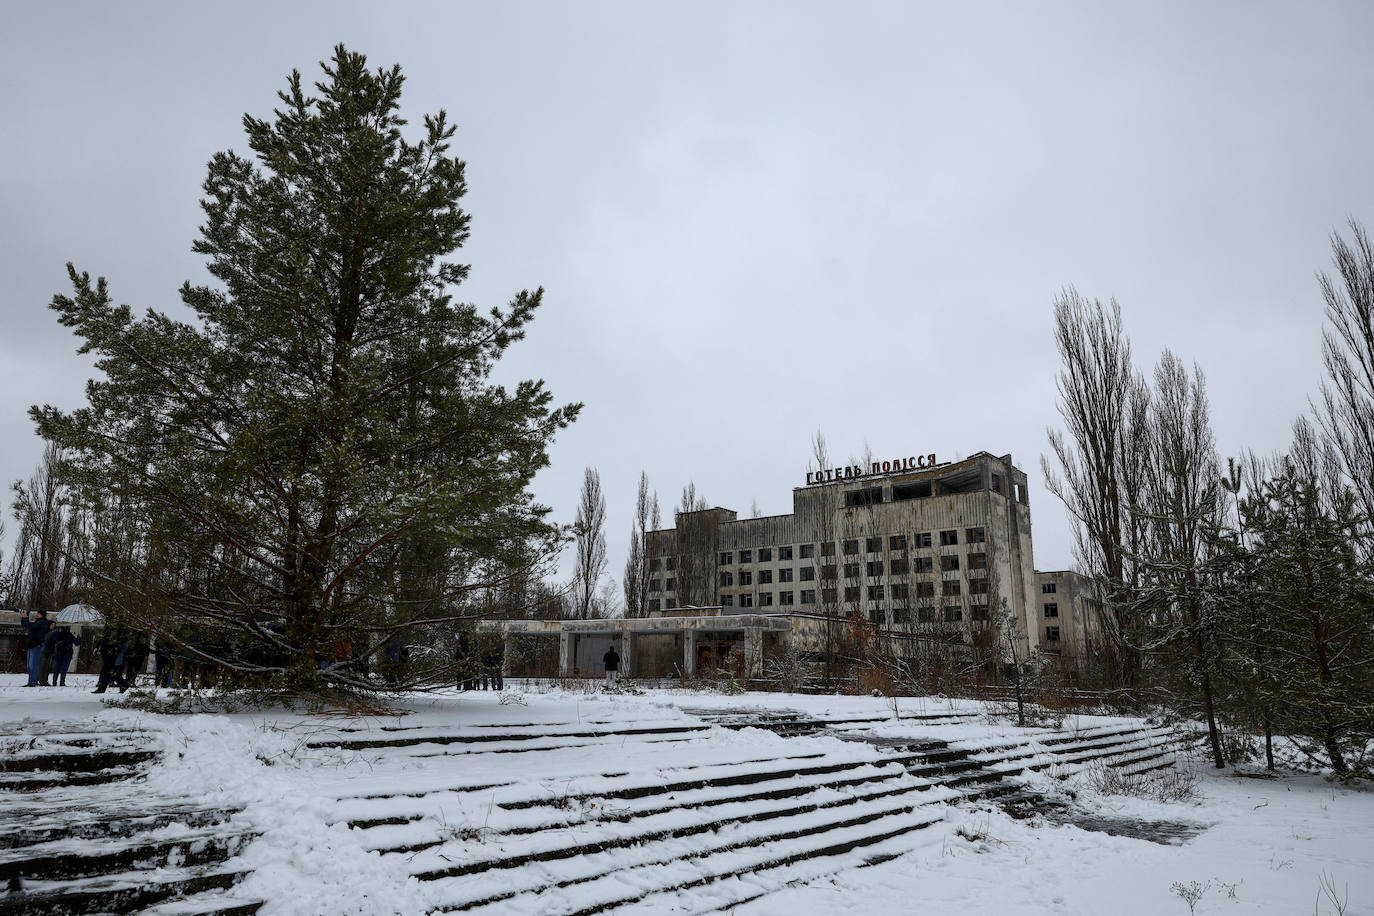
[646, 452, 1043, 657]
[1033, 570, 1100, 664]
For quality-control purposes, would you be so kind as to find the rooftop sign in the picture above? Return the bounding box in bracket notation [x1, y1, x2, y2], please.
[805, 453, 938, 486]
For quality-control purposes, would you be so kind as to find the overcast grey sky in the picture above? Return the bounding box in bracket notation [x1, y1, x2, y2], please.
[3, 1, 1372, 591]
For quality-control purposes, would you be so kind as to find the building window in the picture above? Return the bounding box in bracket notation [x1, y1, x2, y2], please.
[821, 564, 838, 580]
[739, 549, 753, 563]
[739, 594, 754, 608]
[800, 544, 815, 559]
[665, 599, 677, 609]
[666, 557, 677, 570]
[779, 545, 793, 561]
[845, 488, 883, 507]
[968, 552, 987, 570]
[779, 568, 794, 582]
[779, 590, 794, 606]
[914, 532, 933, 549]
[842, 539, 859, 555]
[943, 580, 961, 596]
[889, 534, 907, 551]
[991, 473, 1003, 495]
[649, 579, 661, 592]
[721, 595, 734, 607]
[890, 583, 909, 600]
[760, 592, 773, 607]
[719, 571, 733, 587]
[865, 536, 883, 553]
[971, 605, 990, 622]
[939, 530, 958, 547]
[651, 557, 663, 571]
[843, 562, 860, 578]
[944, 606, 963, 622]
[868, 584, 884, 601]
[759, 570, 773, 585]
[940, 555, 960, 572]
[720, 551, 733, 565]
[739, 571, 752, 586]
[914, 556, 934, 574]
[665, 578, 676, 591]
[648, 599, 660, 612]
[822, 588, 838, 603]
[892, 481, 932, 501]
[758, 547, 773, 562]
[844, 586, 861, 602]
[1046, 625, 1061, 641]
[916, 581, 936, 598]
[800, 589, 816, 604]
[918, 607, 936, 622]
[966, 527, 986, 544]
[1044, 602, 1059, 618]
[890, 558, 909, 576]
[800, 566, 815, 581]
[865, 560, 883, 577]
[1042, 582, 1057, 594]
[969, 578, 990, 595]
[869, 608, 885, 625]
[821, 542, 836, 557]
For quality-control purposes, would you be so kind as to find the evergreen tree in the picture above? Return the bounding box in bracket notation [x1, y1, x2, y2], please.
[1223, 470, 1374, 778]
[32, 47, 579, 690]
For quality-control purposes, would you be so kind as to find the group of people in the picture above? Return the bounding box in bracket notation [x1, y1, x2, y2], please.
[455, 630, 504, 691]
[18, 609, 153, 693]
[19, 609, 82, 687]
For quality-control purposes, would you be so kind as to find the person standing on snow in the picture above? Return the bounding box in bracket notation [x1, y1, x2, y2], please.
[93, 626, 128, 694]
[48, 625, 82, 686]
[19, 610, 53, 687]
[603, 643, 621, 689]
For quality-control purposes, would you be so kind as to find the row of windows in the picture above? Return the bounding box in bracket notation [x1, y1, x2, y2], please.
[643, 594, 1001, 622]
[716, 588, 995, 611]
[716, 528, 986, 566]
[665, 554, 992, 594]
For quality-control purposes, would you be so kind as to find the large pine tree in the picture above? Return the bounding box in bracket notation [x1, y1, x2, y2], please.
[32, 47, 579, 690]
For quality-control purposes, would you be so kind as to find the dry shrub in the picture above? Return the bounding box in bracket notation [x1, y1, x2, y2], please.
[1081, 759, 1199, 802]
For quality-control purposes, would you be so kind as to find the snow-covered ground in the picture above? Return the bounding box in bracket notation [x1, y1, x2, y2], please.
[2, 674, 1371, 915]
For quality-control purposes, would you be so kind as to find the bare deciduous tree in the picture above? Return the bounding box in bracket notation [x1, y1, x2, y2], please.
[1042, 289, 1151, 685]
[1136, 351, 1228, 767]
[10, 443, 77, 611]
[571, 467, 607, 620]
[1317, 219, 1374, 534]
[623, 471, 654, 618]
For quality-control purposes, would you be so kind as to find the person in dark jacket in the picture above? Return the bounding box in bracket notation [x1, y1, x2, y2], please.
[92, 627, 129, 694]
[20, 611, 53, 687]
[481, 638, 503, 692]
[603, 643, 621, 688]
[47, 626, 82, 686]
[122, 632, 150, 693]
[455, 631, 477, 691]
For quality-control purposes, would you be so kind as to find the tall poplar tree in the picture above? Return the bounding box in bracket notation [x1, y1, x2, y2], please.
[32, 47, 579, 689]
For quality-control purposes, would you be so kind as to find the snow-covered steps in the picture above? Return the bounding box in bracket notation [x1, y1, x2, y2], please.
[0, 724, 259, 916]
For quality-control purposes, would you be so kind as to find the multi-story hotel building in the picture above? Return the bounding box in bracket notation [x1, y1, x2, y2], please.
[645, 451, 1075, 658]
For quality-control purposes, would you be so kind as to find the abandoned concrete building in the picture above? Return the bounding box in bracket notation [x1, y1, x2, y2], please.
[650, 452, 1040, 638]
[487, 452, 1100, 680]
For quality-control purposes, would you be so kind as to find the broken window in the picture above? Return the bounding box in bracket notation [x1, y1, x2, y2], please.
[889, 534, 907, 551]
[940, 555, 960, 572]
[966, 527, 986, 543]
[892, 481, 932, 501]
[939, 530, 958, 547]
[942, 580, 961, 596]
[866, 561, 883, 577]
[865, 536, 883, 553]
[890, 558, 909, 576]
[845, 488, 883, 508]
[1044, 602, 1059, 618]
